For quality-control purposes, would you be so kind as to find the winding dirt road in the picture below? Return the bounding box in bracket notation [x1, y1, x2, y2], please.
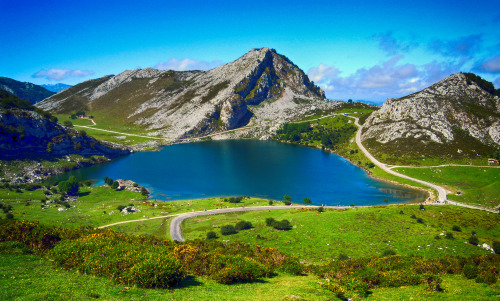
[353, 117, 448, 202]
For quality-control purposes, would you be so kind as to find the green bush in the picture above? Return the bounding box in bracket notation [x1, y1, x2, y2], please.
[303, 197, 311, 204]
[452, 225, 462, 232]
[273, 220, 291, 231]
[220, 225, 237, 235]
[493, 241, 500, 254]
[235, 221, 252, 231]
[268, 200, 273, 205]
[468, 235, 479, 246]
[206, 231, 217, 240]
[58, 176, 79, 195]
[277, 256, 303, 275]
[283, 200, 291, 206]
[445, 233, 454, 239]
[382, 249, 397, 256]
[128, 256, 184, 288]
[463, 261, 478, 279]
[210, 255, 266, 284]
[265, 217, 276, 227]
[317, 206, 324, 213]
[416, 218, 424, 224]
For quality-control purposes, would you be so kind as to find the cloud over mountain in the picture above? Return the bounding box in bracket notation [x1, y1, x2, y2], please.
[33, 69, 94, 81]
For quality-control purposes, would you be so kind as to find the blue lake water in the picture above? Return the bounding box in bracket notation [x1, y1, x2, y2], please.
[51, 140, 427, 205]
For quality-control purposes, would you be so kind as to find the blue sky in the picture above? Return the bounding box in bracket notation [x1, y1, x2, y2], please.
[1, 0, 499, 103]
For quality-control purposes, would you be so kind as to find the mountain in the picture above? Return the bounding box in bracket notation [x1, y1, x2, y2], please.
[361, 72, 500, 160]
[0, 90, 128, 160]
[41, 83, 72, 92]
[36, 48, 339, 139]
[0, 77, 55, 104]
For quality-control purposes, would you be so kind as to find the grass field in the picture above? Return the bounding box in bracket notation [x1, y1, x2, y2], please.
[1, 244, 498, 301]
[394, 166, 500, 209]
[182, 205, 499, 263]
[0, 185, 275, 235]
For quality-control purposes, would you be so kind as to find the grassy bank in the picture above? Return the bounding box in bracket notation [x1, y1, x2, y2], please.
[394, 166, 500, 209]
[182, 205, 499, 263]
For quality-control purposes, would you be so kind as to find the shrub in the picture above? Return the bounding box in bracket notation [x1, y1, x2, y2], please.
[338, 253, 349, 261]
[206, 231, 217, 240]
[117, 205, 126, 212]
[128, 257, 184, 288]
[141, 187, 148, 196]
[235, 221, 252, 231]
[493, 241, 500, 254]
[419, 204, 425, 210]
[410, 214, 416, 219]
[58, 176, 79, 195]
[284, 200, 291, 206]
[463, 261, 478, 279]
[416, 218, 424, 224]
[5, 213, 14, 219]
[268, 200, 273, 205]
[273, 220, 291, 231]
[133, 182, 138, 187]
[63, 120, 73, 128]
[224, 197, 243, 203]
[277, 256, 303, 275]
[303, 197, 311, 204]
[445, 233, 454, 239]
[283, 194, 292, 202]
[434, 235, 441, 240]
[452, 225, 462, 232]
[382, 249, 397, 256]
[468, 235, 479, 246]
[265, 217, 276, 227]
[111, 181, 119, 190]
[399, 210, 404, 214]
[220, 225, 237, 236]
[317, 206, 324, 213]
[210, 255, 266, 284]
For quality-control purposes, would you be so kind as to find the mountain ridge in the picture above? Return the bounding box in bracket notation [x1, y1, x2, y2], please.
[36, 48, 340, 140]
[0, 77, 55, 104]
[361, 72, 500, 162]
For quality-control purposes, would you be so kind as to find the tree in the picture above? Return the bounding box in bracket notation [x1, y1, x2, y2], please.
[348, 99, 353, 103]
[141, 187, 148, 196]
[78, 130, 87, 137]
[284, 194, 292, 202]
[111, 181, 119, 190]
[235, 221, 253, 231]
[303, 197, 311, 204]
[58, 176, 79, 195]
[63, 120, 73, 128]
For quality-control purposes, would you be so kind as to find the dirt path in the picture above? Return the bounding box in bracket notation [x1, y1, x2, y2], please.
[352, 117, 448, 202]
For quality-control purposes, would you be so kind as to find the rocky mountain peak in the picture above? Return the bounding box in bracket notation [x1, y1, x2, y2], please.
[36, 48, 338, 140]
[362, 72, 500, 159]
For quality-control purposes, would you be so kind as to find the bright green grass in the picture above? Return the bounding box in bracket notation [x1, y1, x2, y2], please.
[182, 205, 499, 263]
[394, 166, 500, 209]
[0, 251, 337, 300]
[0, 186, 274, 232]
[1, 249, 497, 301]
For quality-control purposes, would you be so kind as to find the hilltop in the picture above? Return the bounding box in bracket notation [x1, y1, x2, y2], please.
[0, 77, 55, 104]
[361, 72, 500, 164]
[36, 48, 340, 140]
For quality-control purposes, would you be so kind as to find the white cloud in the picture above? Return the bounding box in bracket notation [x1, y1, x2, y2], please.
[477, 56, 500, 73]
[155, 58, 224, 71]
[33, 68, 94, 81]
[307, 56, 463, 103]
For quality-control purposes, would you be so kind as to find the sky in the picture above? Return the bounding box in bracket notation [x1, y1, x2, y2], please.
[1, 0, 499, 103]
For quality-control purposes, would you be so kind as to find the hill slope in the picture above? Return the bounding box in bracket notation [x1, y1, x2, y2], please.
[361, 72, 500, 162]
[36, 48, 340, 139]
[0, 90, 128, 160]
[0, 77, 55, 104]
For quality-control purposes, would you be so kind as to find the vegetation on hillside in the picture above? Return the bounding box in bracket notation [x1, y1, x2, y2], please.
[0, 77, 55, 104]
[463, 72, 500, 97]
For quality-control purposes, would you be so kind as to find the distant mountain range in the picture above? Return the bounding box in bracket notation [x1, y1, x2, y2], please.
[362, 72, 500, 161]
[41, 83, 72, 92]
[0, 77, 55, 104]
[36, 48, 339, 139]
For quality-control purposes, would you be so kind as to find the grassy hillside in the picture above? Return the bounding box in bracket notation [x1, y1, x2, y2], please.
[182, 205, 499, 263]
[0, 77, 54, 104]
[393, 166, 500, 209]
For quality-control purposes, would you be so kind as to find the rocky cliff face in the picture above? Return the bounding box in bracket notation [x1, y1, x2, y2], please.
[37, 48, 339, 140]
[362, 73, 500, 157]
[0, 109, 128, 159]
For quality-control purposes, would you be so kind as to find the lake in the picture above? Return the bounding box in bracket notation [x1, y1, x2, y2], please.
[51, 140, 427, 205]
